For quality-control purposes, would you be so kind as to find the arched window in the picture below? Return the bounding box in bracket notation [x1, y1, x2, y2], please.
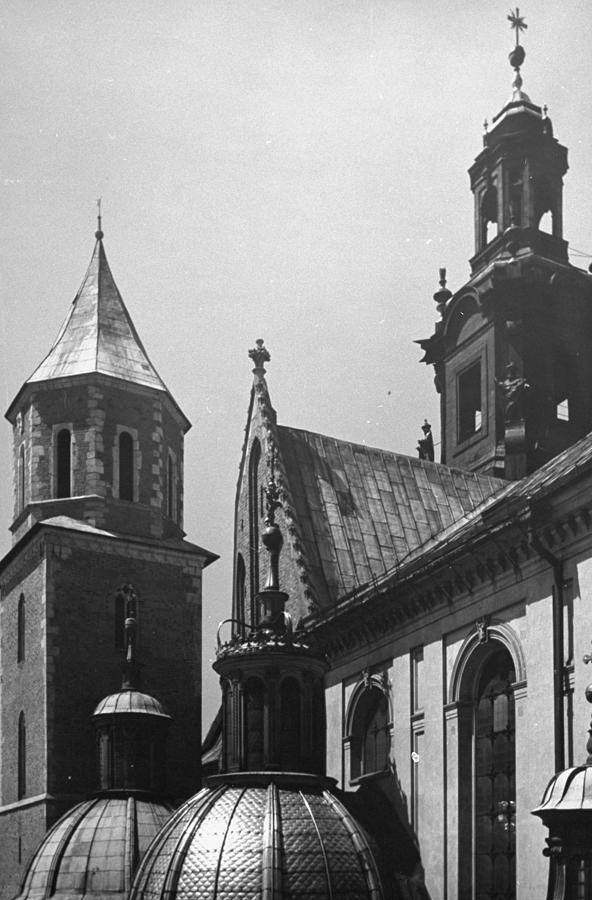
[457, 642, 517, 899]
[17, 594, 25, 663]
[350, 685, 390, 780]
[18, 445, 25, 512]
[235, 554, 246, 627]
[56, 428, 72, 498]
[248, 439, 262, 624]
[245, 678, 264, 770]
[18, 712, 26, 800]
[119, 432, 134, 501]
[280, 678, 301, 771]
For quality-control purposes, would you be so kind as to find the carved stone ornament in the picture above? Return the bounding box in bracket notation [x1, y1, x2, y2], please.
[248, 338, 270, 373]
[476, 616, 489, 644]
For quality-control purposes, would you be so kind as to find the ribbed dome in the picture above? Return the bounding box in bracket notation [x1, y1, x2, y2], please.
[93, 689, 171, 718]
[15, 795, 173, 900]
[533, 764, 592, 815]
[129, 773, 384, 899]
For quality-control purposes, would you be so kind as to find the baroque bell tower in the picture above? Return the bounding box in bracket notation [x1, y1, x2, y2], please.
[419, 11, 592, 479]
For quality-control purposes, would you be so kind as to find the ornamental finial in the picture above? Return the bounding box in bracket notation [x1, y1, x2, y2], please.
[119, 584, 138, 691]
[264, 448, 282, 528]
[95, 197, 104, 240]
[248, 338, 270, 375]
[506, 9, 529, 101]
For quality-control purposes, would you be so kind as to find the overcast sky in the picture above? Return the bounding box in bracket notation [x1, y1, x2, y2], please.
[2, 0, 592, 734]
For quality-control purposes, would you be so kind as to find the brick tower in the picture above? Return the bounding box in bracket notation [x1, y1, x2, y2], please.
[0, 221, 216, 898]
[418, 18, 592, 479]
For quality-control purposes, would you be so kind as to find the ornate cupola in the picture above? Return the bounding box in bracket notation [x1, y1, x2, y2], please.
[418, 11, 592, 481]
[470, 9, 568, 274]
[14, 585, 173, 900]
[5, 214, 190, 544]
[215, 461, 327, 775]
[92, 586, 172, 795]
[128, 438, 388, 899]
[533, 648, 592, 896]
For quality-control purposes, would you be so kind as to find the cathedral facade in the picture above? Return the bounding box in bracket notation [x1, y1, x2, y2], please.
[231, 30, 592, 900]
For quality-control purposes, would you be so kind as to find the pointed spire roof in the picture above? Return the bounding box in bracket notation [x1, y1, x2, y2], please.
[27, 234, 168, 392]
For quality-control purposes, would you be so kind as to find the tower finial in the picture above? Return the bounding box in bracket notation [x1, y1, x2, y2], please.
[119, 584, 139, 690]
[95, 197, 104, 240]
[248, 338, 270, 375]
[507, 9, 529, 101]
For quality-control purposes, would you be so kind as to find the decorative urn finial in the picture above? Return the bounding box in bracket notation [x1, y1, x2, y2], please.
[248, 338, 270, 375]
[433, 268, 452, 318]
[262, 450, 283, 591]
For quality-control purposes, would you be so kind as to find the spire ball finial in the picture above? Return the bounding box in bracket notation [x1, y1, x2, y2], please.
[95, 197, 104, 240]
[248, 338, 270, 374]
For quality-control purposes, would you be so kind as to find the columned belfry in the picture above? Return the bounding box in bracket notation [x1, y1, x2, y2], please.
[418, 10, 592, 479]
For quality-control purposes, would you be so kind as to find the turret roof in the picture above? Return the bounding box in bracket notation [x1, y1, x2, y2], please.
[27, 236, 168, 392]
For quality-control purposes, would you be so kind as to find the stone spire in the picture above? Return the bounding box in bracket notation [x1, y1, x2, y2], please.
[23, 228, 168, 392]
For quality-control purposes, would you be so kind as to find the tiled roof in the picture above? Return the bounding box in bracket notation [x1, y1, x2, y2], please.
[27, 238, 167, 391]
[276, 426, 504, 604]
[337, 429, 592, 602]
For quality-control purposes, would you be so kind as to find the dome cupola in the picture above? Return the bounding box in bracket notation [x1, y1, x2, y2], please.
[128, 344, 387, 900]
[14, 585, 173, 900]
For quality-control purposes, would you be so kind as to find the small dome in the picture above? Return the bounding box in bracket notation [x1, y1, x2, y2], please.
[130, 773, 384, 899]
[533, 764, 592, 815]
[15, 795, 173, 899]
[93, 688, 171, 718]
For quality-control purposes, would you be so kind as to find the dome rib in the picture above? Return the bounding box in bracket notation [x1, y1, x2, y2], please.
[37, 799, 99, 897]
[132, 786, 226, 897]
[262, 783, 282, 899]
[212, 788, 248, 899]
[324, 791, 383, 899]
[124, 796, 138, 894]
[299, 790, 334, 899]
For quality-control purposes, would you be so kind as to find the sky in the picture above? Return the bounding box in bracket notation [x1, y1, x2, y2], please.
[2, 0, 592, 734]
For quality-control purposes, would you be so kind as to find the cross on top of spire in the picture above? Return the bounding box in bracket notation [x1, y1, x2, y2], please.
[507, 8, 527, 46]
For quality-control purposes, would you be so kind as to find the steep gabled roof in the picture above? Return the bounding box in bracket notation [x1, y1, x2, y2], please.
[276, 425, 505, 605]
[27, 237, 167, 391]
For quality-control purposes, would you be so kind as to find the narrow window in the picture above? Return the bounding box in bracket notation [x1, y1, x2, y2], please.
[17, 595, 25, 663]
[458, 361, 482, 442]
[411, 646, 424, 713]
[166, 454, 175, 519]
[119, 433, 134, 501]
[280, 678, 301, 771]
[18, 445, 25, 512]
[351, 685, 390, 780]
[56, 429, 72, 498]
[508, 168, 523, 226]
[245, 678, 264, 769]
[18, 712, 26, 799]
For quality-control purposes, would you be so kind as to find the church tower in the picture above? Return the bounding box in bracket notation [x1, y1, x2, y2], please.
[419, 13, 592, 479]
[0, 221, 216, 899]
